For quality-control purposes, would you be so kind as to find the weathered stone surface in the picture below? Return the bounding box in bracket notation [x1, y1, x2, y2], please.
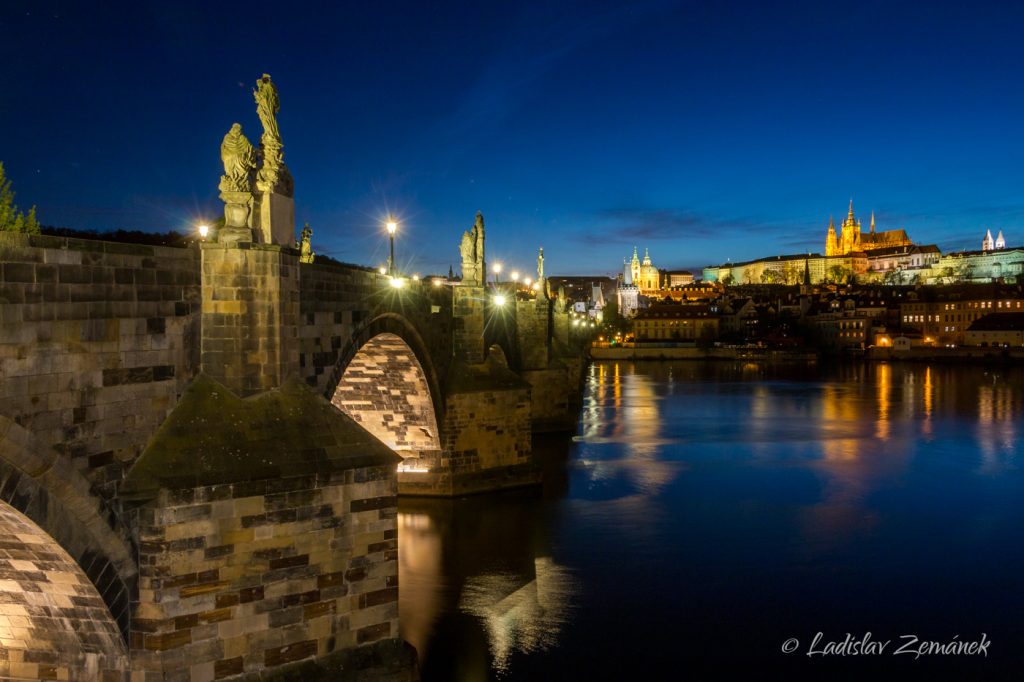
[120, 375, 399, 498]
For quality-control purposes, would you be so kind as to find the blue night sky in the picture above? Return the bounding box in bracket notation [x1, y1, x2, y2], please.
[3, 1, 1024, 276]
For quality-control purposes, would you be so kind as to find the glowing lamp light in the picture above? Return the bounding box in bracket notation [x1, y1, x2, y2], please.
[389, 277, 404, 289]
[511, 270, 519, 282]
[412, 274, 420, 281]
[524, 277, 532, 287]
[493, 294, 507, 306]
[432, 278, 443, 287]
[386, 220, 398, 235]
[532, 282, 540, 291]
[493, 263, 502, 275]
[379, 267, 387, 275]
[197, 224, 209, 239]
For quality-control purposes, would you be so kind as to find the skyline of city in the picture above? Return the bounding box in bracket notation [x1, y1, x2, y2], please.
[5, 1, 1024, 277]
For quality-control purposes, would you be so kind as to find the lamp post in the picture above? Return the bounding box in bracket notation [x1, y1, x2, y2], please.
[492, 262, 502, 284]
[386, 219, 398, 276]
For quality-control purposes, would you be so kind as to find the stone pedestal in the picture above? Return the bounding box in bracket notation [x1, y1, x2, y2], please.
[219, 190, 255, 244]
[200, 243, 300, 396]
[257, 191, 296, 246]
[452, 286, 487, 363]
[516, 298, 551, 371]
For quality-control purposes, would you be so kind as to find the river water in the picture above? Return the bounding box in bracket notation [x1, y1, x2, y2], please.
[398, 361, 1024, 680]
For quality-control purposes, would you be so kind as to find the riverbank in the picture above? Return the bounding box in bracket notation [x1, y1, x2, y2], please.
[589, 345, 818, 362]
[866, 346, 1024, 363]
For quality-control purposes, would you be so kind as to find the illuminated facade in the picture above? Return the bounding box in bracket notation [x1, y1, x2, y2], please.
[632, 304, 719, 341]
[629, 246, 660, 295]
[920, 243, 1024, 284]
[901, 296, 1024, 344]
[617, 258, 640, 318]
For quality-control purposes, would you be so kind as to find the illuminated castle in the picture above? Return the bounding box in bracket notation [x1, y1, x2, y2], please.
[825, 200, 913, 256]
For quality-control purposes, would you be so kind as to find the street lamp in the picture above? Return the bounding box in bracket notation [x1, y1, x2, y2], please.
[386, 219, 398, 275]
[492, 262, 502, 283]
[511, 270, 519, 283]
[524, 277, 532, 287]
[197, 224, 209, 240]
[493, 294, 507, 306]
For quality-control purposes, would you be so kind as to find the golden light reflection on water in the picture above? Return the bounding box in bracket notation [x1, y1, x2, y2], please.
[875, 362, 891, 441]
[578, 362, 679, 495]
[458, 557, 577, 674]
[397, 512, 443, 662]
[922, 366, 933, 436]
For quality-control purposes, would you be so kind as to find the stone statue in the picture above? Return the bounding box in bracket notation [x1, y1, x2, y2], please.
[474, 212, 485, 276]
[557, 285, 568, 312]
[217, 123, 257, 244]
[459, 211, 487, 285]
[254, 73, 281, 144]
[298, 223, 315, 263]
[537, 247, 544, 282]
[218, 123, 256, 193]
[253, 74, 293, 197]
[459, 231, 475, 277]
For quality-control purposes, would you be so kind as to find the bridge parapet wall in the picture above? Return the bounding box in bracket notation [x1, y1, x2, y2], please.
[0, 233, 199, 497]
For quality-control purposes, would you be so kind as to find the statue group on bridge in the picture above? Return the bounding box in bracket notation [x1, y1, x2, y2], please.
[217, 73, 295, 245]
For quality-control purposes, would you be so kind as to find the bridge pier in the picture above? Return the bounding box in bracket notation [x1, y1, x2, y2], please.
[121, 375, 416, 681]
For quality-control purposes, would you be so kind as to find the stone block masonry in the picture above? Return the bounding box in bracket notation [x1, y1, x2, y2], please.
[200, 244, 300, 397]
[126, 469, 398, 680]
[0, 233, 199, 498]
[120, 375, 404, 680]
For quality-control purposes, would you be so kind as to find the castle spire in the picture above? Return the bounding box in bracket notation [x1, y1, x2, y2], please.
[870, 211, 875, 234]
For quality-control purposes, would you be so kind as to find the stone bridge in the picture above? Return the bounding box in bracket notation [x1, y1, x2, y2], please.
[0, 228, 585, 680]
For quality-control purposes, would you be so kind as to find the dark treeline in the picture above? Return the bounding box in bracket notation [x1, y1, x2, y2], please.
[40, 226, 193, 248]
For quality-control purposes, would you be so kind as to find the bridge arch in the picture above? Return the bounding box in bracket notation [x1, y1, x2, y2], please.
[0, 416, 137, 642]
[327, 314, 444, 470]
[0, 500, 129, 678]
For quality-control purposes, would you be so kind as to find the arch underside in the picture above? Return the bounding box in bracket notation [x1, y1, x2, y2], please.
[331, 333, 443, 472]
[0, 500, 128, 679]
[0, 417, 135, 644]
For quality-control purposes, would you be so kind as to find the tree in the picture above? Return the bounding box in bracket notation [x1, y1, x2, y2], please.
[721, 273, 735, 286]
[0, 162, 40, 234]
[826, 264, 851, 284]
[882, 269, 904, 286]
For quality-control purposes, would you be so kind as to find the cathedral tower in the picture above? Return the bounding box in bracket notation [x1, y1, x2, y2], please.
[826, 216, 838, 256]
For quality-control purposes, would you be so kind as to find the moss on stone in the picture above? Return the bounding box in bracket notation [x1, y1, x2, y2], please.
[121, 375, 399, 501]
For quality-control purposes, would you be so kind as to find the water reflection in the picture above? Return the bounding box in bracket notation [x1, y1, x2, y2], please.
[398, 438, 578, 682]
[401, 361, 1024, 679]
[460, 557, 577, 672]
